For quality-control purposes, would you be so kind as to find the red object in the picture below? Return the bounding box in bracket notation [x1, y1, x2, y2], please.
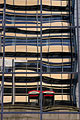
[29, 95, 38, 97]
[28, 90, 55, 97]
[44, 95, 54, 97]
[28, 90, 40, 94]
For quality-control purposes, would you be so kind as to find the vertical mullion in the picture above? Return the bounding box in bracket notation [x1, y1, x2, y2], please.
[69, 0, 73, 105]
[12, 59, 15, 105]
[37, 0, 39, 90]
[76, 0, 80, 111]
[61, 0, 64, 101]
[40, 0, 43, 120]
[1, 0, 6, 120]
[25, 0, 27, 103]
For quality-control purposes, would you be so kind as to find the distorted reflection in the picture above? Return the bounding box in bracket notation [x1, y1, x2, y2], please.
[0, 0, 78, 113]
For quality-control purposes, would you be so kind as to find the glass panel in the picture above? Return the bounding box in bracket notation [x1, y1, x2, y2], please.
[4, 74, 12, 104]
[3, 74, 40, 112]
[3, 57, 40, 73]
[0, 0, 80, 119]
[42, 0, 76, 73]
[3, 114, 40, 120]
[5, 0, 40, 73]
[42, 114, 80, 120]
[42, 74, 78, 111]
[0, 74, 2, 107]
[0, 0, 3, 74]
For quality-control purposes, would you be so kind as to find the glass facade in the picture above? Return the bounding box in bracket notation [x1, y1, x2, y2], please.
[0, 0, 80, 120]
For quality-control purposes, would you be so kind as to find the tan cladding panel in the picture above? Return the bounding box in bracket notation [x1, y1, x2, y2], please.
[42, 58, 71, 63]
[3, 96, 28, 103]
[42, 0, 68, 6]
[4, 96, 12, 103]
[12, 74, 73, 79]
[6, 0, 38, 5]
[3, 81, 68, 87]
[15, 0, 39, 6]
[15, 74, 39, 77]
[3, 74, 71, 79]
[5, 32, 38, 37]
[43, 74, 71, 79]
[14, 69, 37, 72]
[15, 96, 28, 102]
[42, 82, 68, 87]
[55, 95, 70, 100]
[3, 95, 69, 103]
[42, 46, 71, 52]
[6, 9, 68, 15]
[42, 22, 69, 28]
[4, 45, 71, 52]
[6, 0, 67, 6]
[4, 58, 71, 63]
[0, 0, 4, 4]
[6, 23, 39, 27]
[4, 57, 40, 62]
[4, 46, 40, 52]
[16, 57, 40, 60]
[4, 74, 39, 77]
[6, 9, 39, 14]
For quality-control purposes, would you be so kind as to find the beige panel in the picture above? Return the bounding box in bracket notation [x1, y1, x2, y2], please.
[4, 96, 12, 103]
[16, 58, 39, 60]
[5, 0, 68, 6]
[52, 1, 68, 6]
[27, 46, 40, 52]
[0, 9, 3, 11]
[42, 0, 50, 5]
[4, 74, 12, 77]
[14, 10, 39, 14]
[14, 45, 40, 52]
[5, 57, 25, 60]
[0, 0, 4, 3]
[4, 82, 12, 85]
[42, 33, 69, 37]
[5, 46, 15, 52]
[16, 46, 26, 52]
[5, 32, 15, 36]
[62, 74, 70, 79]
[15, 58, 27, 60]
[63, 95, 70, 100]
[43, 74, 61, 79]
[6, 9, 15, 13]
[43, 74, 70, 79]
[15, 96, 28, 102]
[26, 82, 40, 86]
[42, 22, 69, 27]
[42, 58, 70, 63]
[15, 74, 39, 77]
[42, 11, 68, 14]
[26, 0, 38, 5]
[42, 46, 70, 52]
[6, 0, 13, 4]
[15, 70, 35, 72]
[42, 82, 69, 87]
[55, 95, 69, 100]
[3, 95, 69, 103]
[15, 83, 26, 85]
[15, 0, 25, 6]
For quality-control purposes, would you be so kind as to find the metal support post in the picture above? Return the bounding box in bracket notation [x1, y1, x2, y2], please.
[12, 59, 15, 105]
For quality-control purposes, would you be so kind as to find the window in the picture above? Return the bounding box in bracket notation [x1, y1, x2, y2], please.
[0, 0, 80, 120]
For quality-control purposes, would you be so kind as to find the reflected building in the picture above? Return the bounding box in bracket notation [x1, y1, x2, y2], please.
[0, 0, 80, 119]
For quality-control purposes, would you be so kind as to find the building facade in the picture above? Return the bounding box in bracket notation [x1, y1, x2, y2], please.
[0, 0, 80, 120]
